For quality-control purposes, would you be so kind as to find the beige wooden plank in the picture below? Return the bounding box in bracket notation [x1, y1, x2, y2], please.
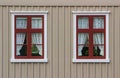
[52, 6, 59, 78]
[21, 63, 27, 78]
[1, 0, 120, 6]
[107, 6, 114, 78]
[76, 63, 83, 78]
[0, 6, 3, 78]
[58, 6, 65, 78]
[71, 6, 77, 78]
[118, 6, 120, 78]
[64, 7, 71, 78]
[46, 6, 53, 78]
[9, 6, 15, 78]
[114, 7, 120, 78]
[33, 63, 39, 78]
[14, 63, 22, 78]
[27, 63, 34, 78]
[89, 63, 96, 78]
[2, 6, 9, 78]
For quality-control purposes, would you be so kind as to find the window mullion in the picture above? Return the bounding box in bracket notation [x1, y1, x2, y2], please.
[27, 16, 31, 58]
[89, 16, 94, 58]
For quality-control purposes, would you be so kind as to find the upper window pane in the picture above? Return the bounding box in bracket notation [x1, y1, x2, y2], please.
[93, 17, 104, 29]
[78, 17, 89, 29]
[16, 17, 27, 29]
[32, 17, 42, 29]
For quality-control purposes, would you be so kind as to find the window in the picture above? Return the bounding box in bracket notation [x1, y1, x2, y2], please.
[72, 11, 110, 62]
[11, 11, 48, 62]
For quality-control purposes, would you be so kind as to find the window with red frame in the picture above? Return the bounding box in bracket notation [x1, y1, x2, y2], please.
[76, 15, 105, 59]
[15, 15, 44, 59]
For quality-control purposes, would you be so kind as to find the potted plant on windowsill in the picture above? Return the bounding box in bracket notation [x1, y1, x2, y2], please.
[81, 46, 101, 56]
[32, 44, 40, 56]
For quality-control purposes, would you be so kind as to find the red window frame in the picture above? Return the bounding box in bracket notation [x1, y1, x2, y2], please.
[76, 15, 106, 59]
[15, 15, 44, 59]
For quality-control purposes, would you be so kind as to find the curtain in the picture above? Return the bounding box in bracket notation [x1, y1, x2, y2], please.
[78, 33, 88, 56]
[16, 33, 26, 55]
[93, 17, 104, 56]
[94, 33, 104, 56]
[32, 33, 42, 55]
[16, 18, 27, 29]
[93, 17, 104, 29]
[32, 18, 42, 29]
[78, 17, 89, 29]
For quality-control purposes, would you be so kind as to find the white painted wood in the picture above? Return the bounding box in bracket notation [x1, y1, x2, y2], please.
[72, 11, 110, 62]
[10, 11, 48, 62]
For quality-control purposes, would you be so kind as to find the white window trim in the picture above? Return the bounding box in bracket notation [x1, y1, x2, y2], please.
[72, 11, 110, 63]
[10, 11, 48, 62]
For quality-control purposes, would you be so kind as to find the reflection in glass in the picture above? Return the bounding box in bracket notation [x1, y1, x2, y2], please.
[78, 17, 89, 29]
[32, 17, 42, 29]
[16, 17, 27, 29]
[93, 17, 104, 29]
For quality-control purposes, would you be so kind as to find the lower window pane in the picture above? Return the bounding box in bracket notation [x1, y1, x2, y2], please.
[93, 45, 104, 56]
[78, 46, 89, 56]
[16, 45, 27, 56]
[32, 44, 42, 56]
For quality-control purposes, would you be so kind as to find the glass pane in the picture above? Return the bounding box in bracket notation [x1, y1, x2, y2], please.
[16, 45, 27, 56]
[16, 33, 27, 44]
[78, 46, 89, 56]
[78, 17, 89, 29]
[16, 17, 27, 29]
[93, 17, 104, 29]
[32, 17, 42, 29]
[32, 33, 42, 44]
[32, 45, 42, 56]
[93, 33, 104, 44]
[93, 45, 104, 56]
[78, 33, 89, 45]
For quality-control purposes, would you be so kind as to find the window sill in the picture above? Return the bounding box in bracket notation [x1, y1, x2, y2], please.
[72, 58, 110, 63]
[10, 58, 48, 62]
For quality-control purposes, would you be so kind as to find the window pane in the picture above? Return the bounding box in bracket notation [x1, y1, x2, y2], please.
[78, 33, 89, 45]
[32, 33, 42, 44]
[32, 45, 42, 56]
[78, 33, 89, 56]
[93, 33, 104, 44]
[93, 45, 104, 56]
[16, 33, 27, 44]
[78, 17, 89, 29]
[78, 46, 89, 56]
[93, 17, 104, 29]
[16, 45, 27, 56]
[32, 17, 42, 29]
[16, 17, 27, 29]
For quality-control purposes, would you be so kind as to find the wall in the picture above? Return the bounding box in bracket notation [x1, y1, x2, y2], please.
[0, 6, 120, 78]
[0, 0, 120, 6]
